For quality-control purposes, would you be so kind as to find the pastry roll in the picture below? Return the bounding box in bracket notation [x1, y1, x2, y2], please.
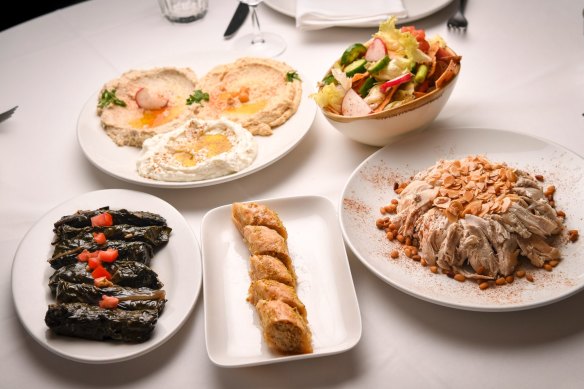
[249, 254, 296, 287]
[232, 202, 288, 239]
[255, 299, 313, 354]
[242, 225, 292, 270]
[248, 279, 306, 318]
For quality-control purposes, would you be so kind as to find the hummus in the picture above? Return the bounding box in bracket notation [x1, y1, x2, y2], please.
[136, 118, 257, 182]
[97, 67, 198, 147]
[193, 57, 302, 136]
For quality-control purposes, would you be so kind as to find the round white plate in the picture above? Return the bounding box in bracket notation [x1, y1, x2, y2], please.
[77, 51, 316, 188]
[340, 128, 584, 312]
[11, 189, 202, 363]
[264, 0, 454, 26]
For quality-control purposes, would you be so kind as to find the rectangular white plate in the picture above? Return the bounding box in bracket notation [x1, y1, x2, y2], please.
[201, 195, 361, 367]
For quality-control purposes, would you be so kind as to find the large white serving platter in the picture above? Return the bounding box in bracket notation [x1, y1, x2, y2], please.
[77, 51, 316, 188]
[340, 128, 584, 312]
[201, 196, 361, 367]
[11, 189, 202, 363]
[264, 0, 454, 26]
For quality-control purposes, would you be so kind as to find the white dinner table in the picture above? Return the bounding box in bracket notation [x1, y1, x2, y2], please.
[2, 0, 584, 387]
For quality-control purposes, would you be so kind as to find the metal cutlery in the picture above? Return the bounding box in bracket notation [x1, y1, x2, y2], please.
[0, 106, 17, 123]
[447, 0, 468, 31]
[224, 2, 250, 40]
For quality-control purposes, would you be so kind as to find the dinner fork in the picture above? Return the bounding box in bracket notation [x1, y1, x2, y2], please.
[0, 106, 17, 123]
[447, 0, 468, 31]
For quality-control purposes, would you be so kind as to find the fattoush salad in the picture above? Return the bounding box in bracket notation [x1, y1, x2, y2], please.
[313, 17, 461, 117]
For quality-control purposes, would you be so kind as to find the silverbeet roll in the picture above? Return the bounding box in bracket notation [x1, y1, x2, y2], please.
[45, 303, 158, 343]
[53, 207, 168, 229]
[49, 261, 163, 294]
[55, 281, 167, 314]
[52, 224, 172, 247]
[49, 240, 154, 270]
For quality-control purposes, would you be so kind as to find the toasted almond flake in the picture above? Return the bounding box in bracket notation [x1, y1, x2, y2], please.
[433, 196, 451, 208]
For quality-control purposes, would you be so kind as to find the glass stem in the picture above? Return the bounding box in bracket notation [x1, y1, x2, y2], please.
[249, 4, 265, 45]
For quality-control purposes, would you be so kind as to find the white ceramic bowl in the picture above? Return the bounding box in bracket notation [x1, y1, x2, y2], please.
[321, 66, 460, 147]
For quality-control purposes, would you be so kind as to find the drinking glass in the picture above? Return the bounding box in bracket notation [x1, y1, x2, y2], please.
[158, 0, 208, 23]
[234, 0, 286, 57]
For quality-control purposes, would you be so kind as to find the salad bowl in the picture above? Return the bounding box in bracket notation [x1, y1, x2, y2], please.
[314, 17, 461, 147]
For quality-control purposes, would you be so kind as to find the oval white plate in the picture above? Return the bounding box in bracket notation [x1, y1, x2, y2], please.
[11, 189, 202, 363]
[77, 51, 316, 188]
[340, 128, 584, 312]
[201, 196, 362, 367]
[264, 0, 454, 26]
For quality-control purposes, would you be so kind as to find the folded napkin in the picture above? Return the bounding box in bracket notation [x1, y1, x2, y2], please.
[296, 0, 408, 31]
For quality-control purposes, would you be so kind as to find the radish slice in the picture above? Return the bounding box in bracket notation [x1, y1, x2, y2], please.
[365, 38, 387, 62]
[342, 89, 372, 117]
[135, 87, 169, 110]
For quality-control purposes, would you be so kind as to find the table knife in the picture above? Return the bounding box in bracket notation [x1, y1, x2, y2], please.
[224, 2, 249, 40]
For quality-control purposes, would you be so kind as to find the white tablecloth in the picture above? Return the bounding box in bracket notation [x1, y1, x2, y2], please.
[1, 0, 584, 387]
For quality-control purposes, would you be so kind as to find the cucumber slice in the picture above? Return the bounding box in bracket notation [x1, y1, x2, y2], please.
[366, 55, 390, 74]
[340, 43, 367, 66]
[322, 74, 337, 85]
[414, 64, 428, 84]
[358, 77, 376, 97]
[344, 59, 367, 77]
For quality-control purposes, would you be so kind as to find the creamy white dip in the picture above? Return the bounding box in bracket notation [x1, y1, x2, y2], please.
[136, 117, 257, 181]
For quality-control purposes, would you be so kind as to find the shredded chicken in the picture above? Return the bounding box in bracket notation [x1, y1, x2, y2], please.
[380, 155, 565, 279]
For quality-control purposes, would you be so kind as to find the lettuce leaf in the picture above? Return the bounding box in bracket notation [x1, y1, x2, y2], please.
[374, 17, 431, 64]
[312, 83, 345, 113]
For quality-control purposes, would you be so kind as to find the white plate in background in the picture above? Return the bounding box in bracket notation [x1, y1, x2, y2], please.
[264, 0, 454, 26]
[11, 189, 202, 363]
[77, 51, 316, 188]
[340, 128, 584, 312]
[201, 196, 361, 367]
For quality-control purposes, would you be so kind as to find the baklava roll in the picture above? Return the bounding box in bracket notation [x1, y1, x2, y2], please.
[249, 254, 296, 287]
[231, 202, 288, 239]
[247, 279, 306, 318]
[242, 225, 292, 270]
[255, 299, 313, 354]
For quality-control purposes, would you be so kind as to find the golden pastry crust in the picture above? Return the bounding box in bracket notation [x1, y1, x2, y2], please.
[248, 279, 306, 318]
[242, 225, 292, 269]
[249, 254, 296, 287]
[255, 299, 313, 354]
[231, 202, 288, 239]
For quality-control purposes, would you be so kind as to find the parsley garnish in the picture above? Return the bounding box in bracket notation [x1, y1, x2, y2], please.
[186, 89, 209, 105]
[286, 71, 301, 82]
[98, 89, 126, 109]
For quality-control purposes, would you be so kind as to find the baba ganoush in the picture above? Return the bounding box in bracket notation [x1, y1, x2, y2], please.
[193, 57, 302, 136]
[97, 67, 198, 147]
[136, 118, 257, 182]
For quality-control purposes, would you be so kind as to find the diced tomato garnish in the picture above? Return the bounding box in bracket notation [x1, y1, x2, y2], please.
[417, 39, 430, 53]
[92, 265, 112, 280]
[98, 248, 119, 263]
[91, 212, 113, 227]
[99, 295, 119, 309]
[77, 249, 90, 262]
[93, 232, 107, 245]
[77, 249, 100, 262]
[88, 256, 102, 270]
[401, 26, 430, 53]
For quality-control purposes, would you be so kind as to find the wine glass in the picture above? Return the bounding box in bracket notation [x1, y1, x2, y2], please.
[234, 0, 286, 57]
